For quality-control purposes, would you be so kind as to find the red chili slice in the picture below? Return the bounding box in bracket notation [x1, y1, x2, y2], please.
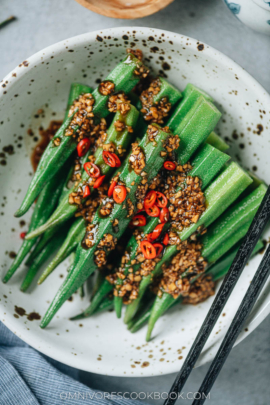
[83, 185, 91, 198]
[160, 207, 170, 223]
[163, 233, 169, 246]
[77, 138, 91, 157]
[113, 185, 127, 204]
[147, 223, 165, 242]
[164, 161, 176, 171]
[140, 240, 156, 259]
[129, 214, 146, 228]
[93, 175, 105, 189]
[84, 162, 100, 178]
[156, 192, 168, 208]
[144, 190, 157, 209]
[112, 153, 121, 168]
[145, 204, 160, 218]
[108, 180, 117, 197]
[20, 232, 26, 239]
[153, 243, 163, 257]
[102, 151, 118, 167]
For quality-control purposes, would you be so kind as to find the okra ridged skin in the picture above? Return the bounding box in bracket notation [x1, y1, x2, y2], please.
[120, 144, 229, 320]
[16, 54, 146, 217]
[133, 76, 182, 135]
[117, 99, 224, 319]
[206, 131, 229, 152]
[86, 95, 223, 319]
[26, 105, 139, 240]
[20, 227, 68, 292]
[201, 184, 267, 263]
[124, 162, 252, 324]
[64, 83, 93, 120]
[3, 162, 69, 283]
[145, 239, 264, 341]
[145, 185, 266, 341]
[38, 218, 86, 285]
[173, 96, 221, 165]
[70, 276, 112, 320]
[167, 83, 213, 133]
[40, 125, 171, 328]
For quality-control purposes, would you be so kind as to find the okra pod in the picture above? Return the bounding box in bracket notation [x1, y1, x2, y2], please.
[124, 162, 252, 324]
[20, 227, 68, 292]
[3, 162, 70, 283]
[26, 105, 139, 239]
[145, 238, 264, 341]
[37, 218, 85, 284]
[167, 83, 213, 132]
[16, 54, 147, 217]
[41, 124, 173, 328]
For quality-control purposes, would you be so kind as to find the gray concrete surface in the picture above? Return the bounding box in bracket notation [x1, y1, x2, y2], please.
[1, 0, 269, 403]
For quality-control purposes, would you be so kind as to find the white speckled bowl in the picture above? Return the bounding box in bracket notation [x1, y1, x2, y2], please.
[0, 27, 270, 377]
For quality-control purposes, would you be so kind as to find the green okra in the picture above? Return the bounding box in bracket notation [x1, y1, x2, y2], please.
[26, 105, 140, 240]
[20, 226, 68, 292]
[167, 83, 213, 133]
[3, 161, 70, 283]
[124, 162, 252, 324]
[70, 274, 112, 320]
[133, 77, 182, 135]
[117, 143, 229, 319]
[201, 184, 267, 263]
[16, 54, 147, 217]
[40, 124, 172, 328]
[145, 238, 264, 341]
[206, 131, 229, 152]
[173, 96, 221, 165]
[92, 296, 114, 315]
[37, 218, 86, 284]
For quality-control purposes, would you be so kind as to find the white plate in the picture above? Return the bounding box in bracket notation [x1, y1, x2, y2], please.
[0, 27, 270, 377]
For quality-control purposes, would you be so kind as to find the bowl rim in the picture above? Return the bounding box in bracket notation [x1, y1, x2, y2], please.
[1, 26, 270, 377]
[74, 0, 175, 19]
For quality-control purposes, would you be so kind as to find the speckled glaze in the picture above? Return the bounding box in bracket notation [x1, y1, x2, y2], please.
[0, 27, 270, 377]
[223, 0, 270, 35]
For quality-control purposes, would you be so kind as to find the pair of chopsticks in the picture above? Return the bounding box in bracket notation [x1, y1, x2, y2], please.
[164, 185, 270, 405]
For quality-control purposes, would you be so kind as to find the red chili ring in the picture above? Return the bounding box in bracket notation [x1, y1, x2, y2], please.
[108, 180, 117, 197]
[156, 191, 168, 208]
[20, 232, 26, 239]
[93, 175, 105, 189]
[77, 138, 91, 157]
[164, 161, 176, 171]
[140, 240, 156, 259]
[83, 185, 91, 198]
[163, 233, 169, 246]
[144, 190, 157, 209]
[160, 207, 170, 223]
[103, 151, 117, 167]
[84, 162, 100, 178]
[112, 153, 121, 168]
[129, 214, 146, 228]
[113, 185, 127, 204]
[153, 243, 163, 257]
[147, 223, 165, 242]
[145, 204, 160, 218]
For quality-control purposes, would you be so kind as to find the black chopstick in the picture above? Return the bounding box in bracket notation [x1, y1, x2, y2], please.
[191, 243, 270, 404]
[164, 185, 270, 405]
